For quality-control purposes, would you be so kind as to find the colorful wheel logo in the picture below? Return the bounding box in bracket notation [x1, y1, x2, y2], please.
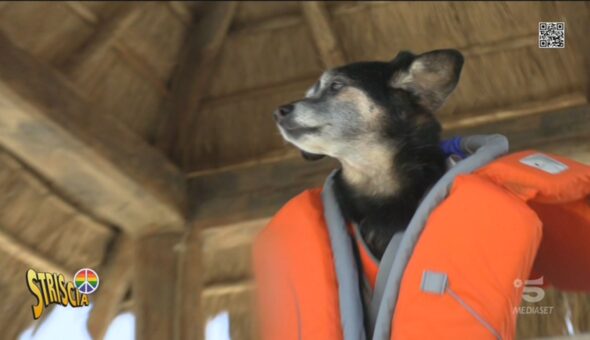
[74, 268, 99, 295]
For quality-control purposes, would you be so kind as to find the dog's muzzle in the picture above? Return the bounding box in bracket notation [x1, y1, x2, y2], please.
[273, 104, 294, 122]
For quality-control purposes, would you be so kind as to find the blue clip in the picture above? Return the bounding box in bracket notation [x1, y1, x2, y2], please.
[440, 136, 466, 159]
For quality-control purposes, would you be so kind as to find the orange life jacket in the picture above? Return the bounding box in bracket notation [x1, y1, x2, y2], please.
[253, 135, 590, 340]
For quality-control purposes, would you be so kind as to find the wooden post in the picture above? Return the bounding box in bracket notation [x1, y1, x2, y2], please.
[87, 236, 134, 340]
[134, 232, 184, 340]
[133, 227, 204, 340]
[176, 225, 204, 340]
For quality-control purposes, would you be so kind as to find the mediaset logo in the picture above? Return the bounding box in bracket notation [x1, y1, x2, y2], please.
[513, 277, 554, 315]
[26, 268, 100, 320]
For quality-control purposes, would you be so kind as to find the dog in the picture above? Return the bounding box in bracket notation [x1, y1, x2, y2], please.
[273, 49, 464, 259]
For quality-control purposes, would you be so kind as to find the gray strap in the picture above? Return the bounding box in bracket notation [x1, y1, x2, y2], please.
[368, 231, 404, 331]
[371, 134, 509, 340]
[421, 272, 502, 339]
[323, 174, 367, 340]
[448, 288, 502, 339]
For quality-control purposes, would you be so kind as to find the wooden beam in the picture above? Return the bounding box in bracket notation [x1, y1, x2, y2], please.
[167, 1, 193, 26]
[462, 33, 537, 58]
[188, 99, 590, 228]
[443, 101, 590, 149]
[0, 228, 70, 278]
[189, 155, 337, 228]
[301, 1, 346, 67]
[230, 13, 304, 37]
[202, 281, 257, 340]
[156, 2, 237, 164]
[227, 3, 366, 39]
[64, 1, 99, 25]
[63, 2, 170, 98]
[203, 281, 254, 301]
[87, 236, 133, 340]
[134, 232, 183, 340]
[60, 3, 144, 77]
[202, 218, 267, 285]
[443, 92, 587, 130]
[113, 41, 171, 97]
[0, 32, 186, 236]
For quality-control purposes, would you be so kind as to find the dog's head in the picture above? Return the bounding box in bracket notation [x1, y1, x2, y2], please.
[273, 49, 464, 162]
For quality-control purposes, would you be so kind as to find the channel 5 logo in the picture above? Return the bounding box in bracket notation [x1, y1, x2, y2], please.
[514, 277, 545, 303]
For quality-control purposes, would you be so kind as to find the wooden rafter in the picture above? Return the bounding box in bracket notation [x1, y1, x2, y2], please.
[113, 42, 171, 97]
[231, 13, 303, 37]
[156, 2, 238, 163]
[188, 95, 590, 228]
[63, 2, 170, 98]
[301, 1, 346, 67]
[0, 228, 70, 279]
[60, 3, 144, 77]
[203, 281, 254, 302]
[443, 92, 587, 130]
[87, 236, 133, 340]
[167, 1, 193, 26]
[63, 1, 99, 24]
[0, 32, 186, 235]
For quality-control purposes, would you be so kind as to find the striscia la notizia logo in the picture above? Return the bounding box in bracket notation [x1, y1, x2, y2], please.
[26, 268, 99, 320]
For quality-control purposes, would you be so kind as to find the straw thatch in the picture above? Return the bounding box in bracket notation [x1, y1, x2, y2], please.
[0, 2, 588, 340]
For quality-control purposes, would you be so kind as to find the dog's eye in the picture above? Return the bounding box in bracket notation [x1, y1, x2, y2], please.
[329, 81, 344, 92]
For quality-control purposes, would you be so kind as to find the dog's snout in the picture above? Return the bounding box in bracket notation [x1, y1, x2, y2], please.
[279, 104, 294, 116]
[274, 104, 294, 121]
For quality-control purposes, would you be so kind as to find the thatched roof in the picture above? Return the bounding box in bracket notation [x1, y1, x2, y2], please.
[0, 2, 588, 340]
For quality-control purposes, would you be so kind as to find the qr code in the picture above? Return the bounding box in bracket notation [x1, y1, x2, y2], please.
[538, 22, 565, 48]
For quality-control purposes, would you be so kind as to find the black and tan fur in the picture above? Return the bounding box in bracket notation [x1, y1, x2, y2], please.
[273, 49, 464, 259]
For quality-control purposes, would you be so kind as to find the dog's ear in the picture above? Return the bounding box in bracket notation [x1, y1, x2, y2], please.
[390, 49, 463, 112]
[390, 50, 416, 65]
[300, 150, 325, 161]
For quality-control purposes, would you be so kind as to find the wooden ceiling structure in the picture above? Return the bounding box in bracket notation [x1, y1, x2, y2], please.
[0, 2, 588, 340]
[0, 2, 195, 339]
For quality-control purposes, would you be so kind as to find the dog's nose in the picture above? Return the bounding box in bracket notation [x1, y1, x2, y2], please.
[279, 104, 294, 116]
[274, 104, 294, 121]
